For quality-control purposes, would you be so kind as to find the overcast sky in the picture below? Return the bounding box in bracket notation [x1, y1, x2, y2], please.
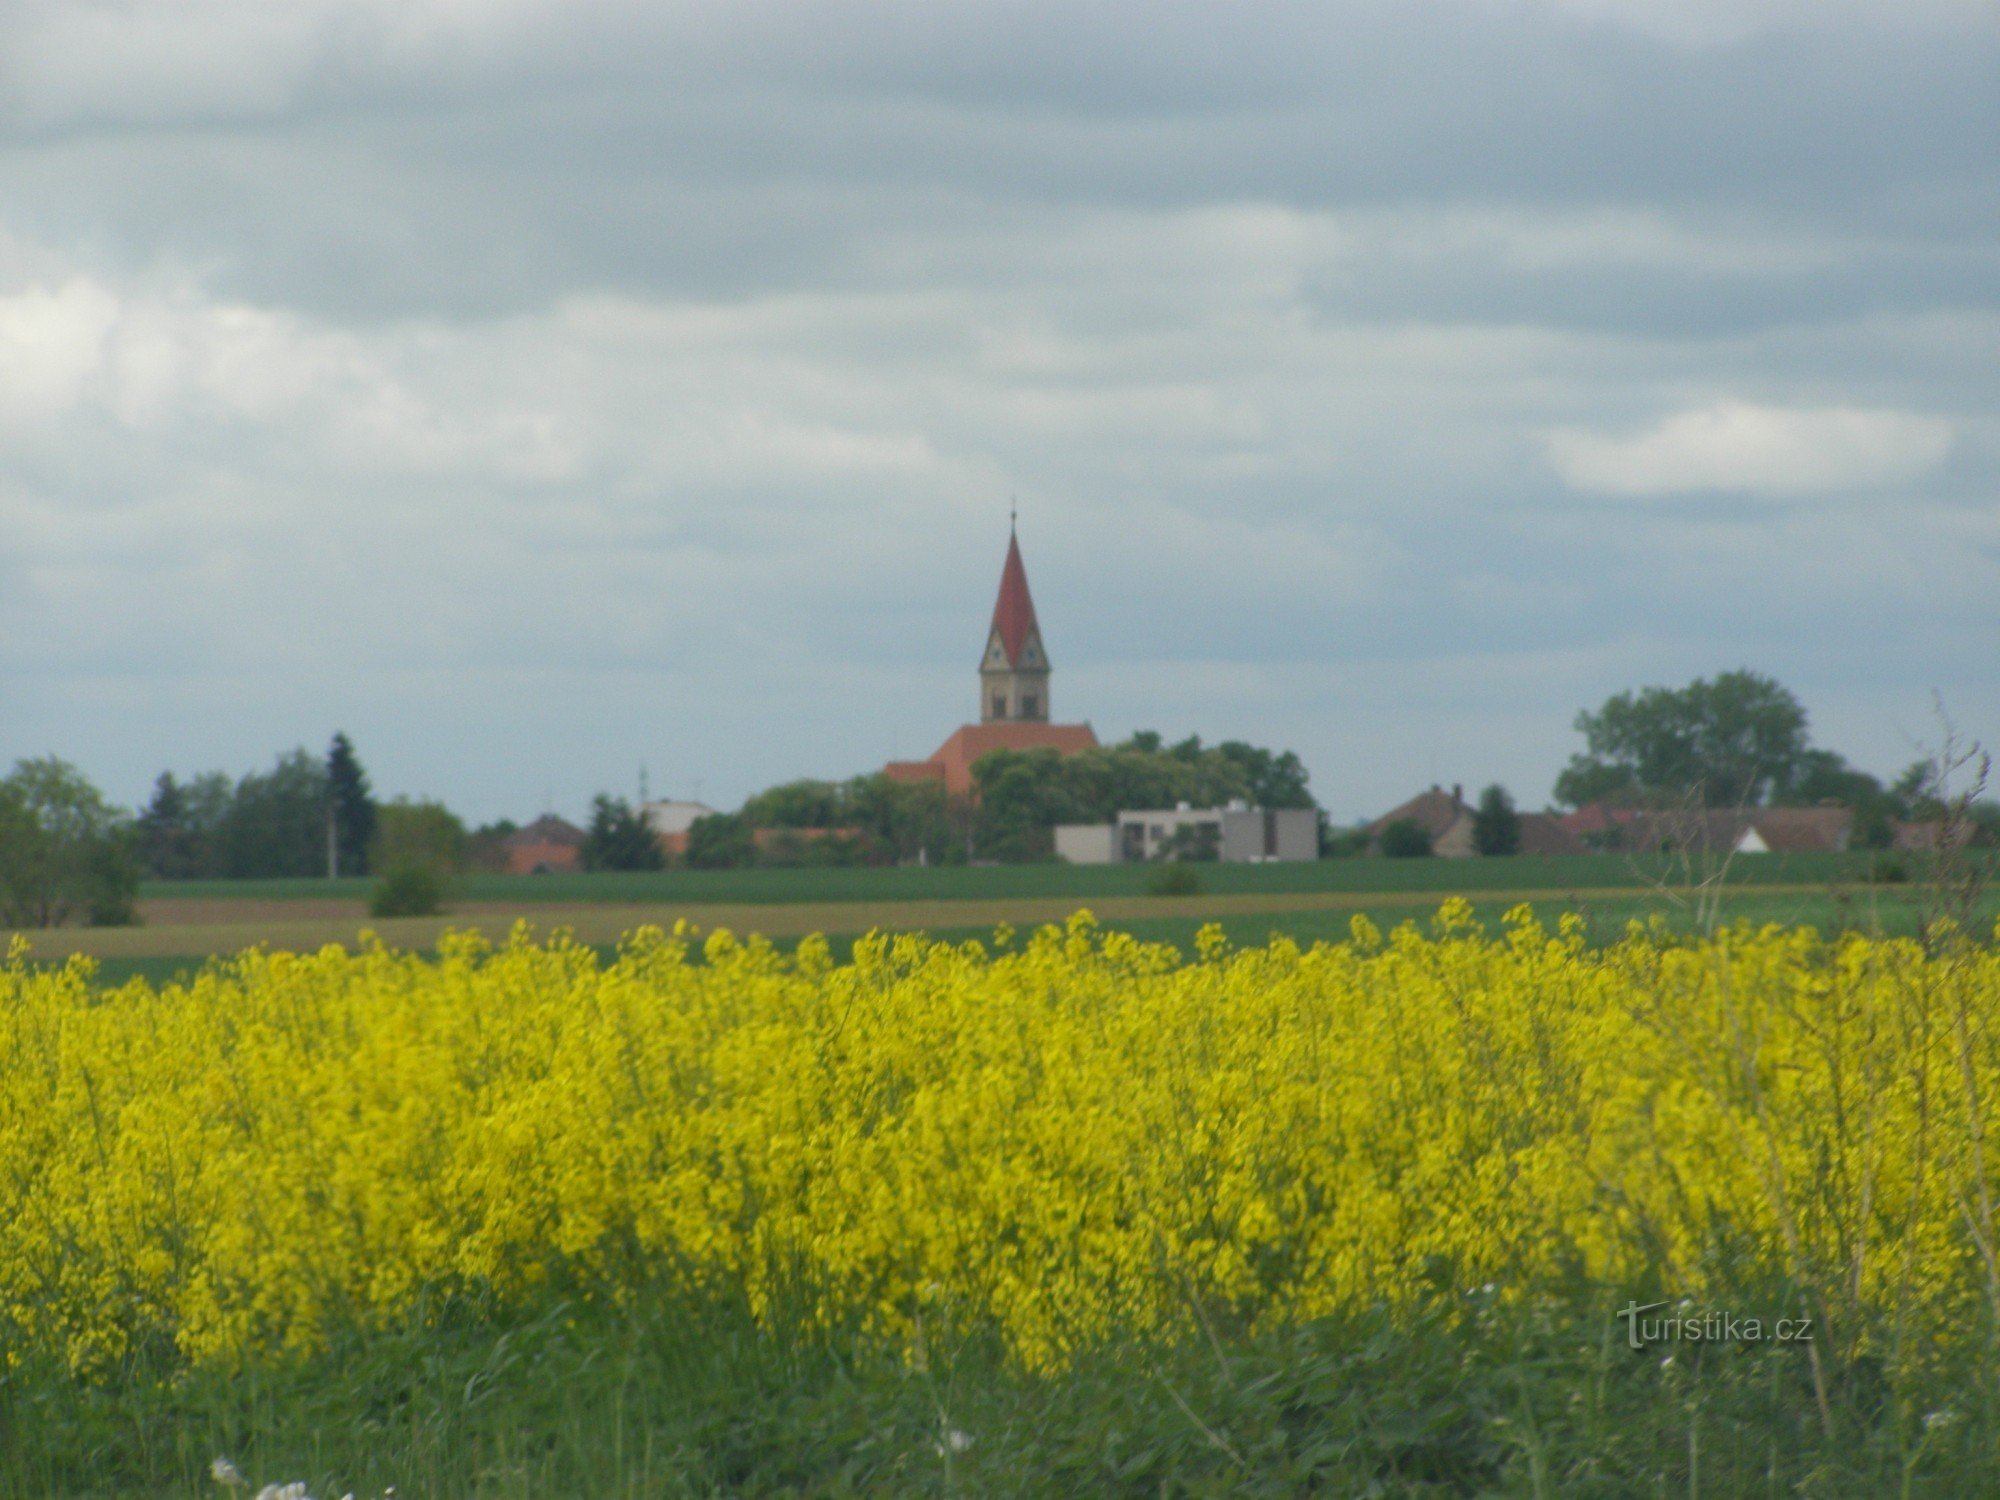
[3, 0, 1995, 826]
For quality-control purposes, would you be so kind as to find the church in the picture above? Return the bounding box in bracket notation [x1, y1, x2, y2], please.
[883, 523, 1098, 796]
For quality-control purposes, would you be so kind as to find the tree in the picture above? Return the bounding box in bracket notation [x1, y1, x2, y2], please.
[582, 795, 665, 871]
[740, 780, 845, 830]
[970, 748, 1086, 861]
[371, 798, 469, 876]
[467, 818, 520, 874]
[326, 733, 377, 877]
[1775, 749, 1902, 848]
[0, 757, 140, 928]
[1378, 819, 1433, 858]
[1471, 784, 1522, 856]
[1554, 671, 1811, 809]
[221, 750, 331, 878]
[136, 770, 234, 878]
[136, 773, 194, 879]
[843, 775, 957, 865]
[1214, 741, 1316, 809]
[683, 812, 755, 870]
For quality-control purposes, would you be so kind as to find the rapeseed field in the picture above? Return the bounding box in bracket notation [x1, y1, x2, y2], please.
[7, 902, 1998, 1403]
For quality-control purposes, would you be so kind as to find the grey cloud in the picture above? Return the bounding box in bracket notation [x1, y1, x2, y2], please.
[1, 1, 1993, 822]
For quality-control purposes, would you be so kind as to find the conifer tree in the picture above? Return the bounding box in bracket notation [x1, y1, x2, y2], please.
[326, 733, 377, 877]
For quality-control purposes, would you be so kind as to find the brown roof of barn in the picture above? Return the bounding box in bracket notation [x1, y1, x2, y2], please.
[1367, 785, 1467, 841]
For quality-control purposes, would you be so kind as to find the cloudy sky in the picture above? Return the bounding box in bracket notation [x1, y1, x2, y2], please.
[3, 0, 1995, 825]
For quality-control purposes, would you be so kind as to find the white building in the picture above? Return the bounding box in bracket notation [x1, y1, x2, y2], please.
[1056, 802, 1318, 864]
[640, 799, 716, 838]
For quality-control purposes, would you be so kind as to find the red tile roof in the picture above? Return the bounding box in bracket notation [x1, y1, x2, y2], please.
[989, 529, 1041, 667]
[889, 721, 1098, 798]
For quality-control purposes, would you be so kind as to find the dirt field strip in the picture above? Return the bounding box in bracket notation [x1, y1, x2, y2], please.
[4, 883, 1867, 964]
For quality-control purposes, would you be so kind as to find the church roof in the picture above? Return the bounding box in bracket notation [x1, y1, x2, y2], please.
[887, 721, 1099, 798]
[988, 528, 1042, 667]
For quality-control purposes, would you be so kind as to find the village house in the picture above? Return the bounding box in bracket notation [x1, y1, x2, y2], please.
[1368, 784, 1582, 857]
[501, 814, 586, 875]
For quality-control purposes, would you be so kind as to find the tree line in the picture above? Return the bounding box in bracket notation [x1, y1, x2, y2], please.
[4, 671, 1992, 927]
[637, 732, 1319, 871]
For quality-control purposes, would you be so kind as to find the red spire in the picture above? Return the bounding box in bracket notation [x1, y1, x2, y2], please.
[989, 525, 1041, 666]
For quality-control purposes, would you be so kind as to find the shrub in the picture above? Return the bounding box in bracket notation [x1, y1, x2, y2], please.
[1145, 861, 1205, 896]
[1377, 818, 1434, 858]
[1869, 853, 1909, 885]
[368, 864, 447, 918]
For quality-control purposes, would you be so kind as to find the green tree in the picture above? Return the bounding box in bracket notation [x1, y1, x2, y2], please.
[467, 818, 520, 874]
[1471, 784, 1523, 856]
[683, 811, 755, 870]
[220, 750, 330, 878]
[0, 757, 140, 927]
[371, 798, 469, 876]
[1554, 671, 1810, 809]
[1214, 741, 1316, 809]
[970, 748, 1088, 861]
[582, 795, 665, 871]
[138, 776, 239, 880]
[1775, 749, 1902, 848]
[740, 780, 845, 829]
[326, 733, 377, 877]
[844, 775, 958, 865]
[136, 772, 199, 879]
[965, 731, 1317, 863]
[1378, 818, 1434, 859]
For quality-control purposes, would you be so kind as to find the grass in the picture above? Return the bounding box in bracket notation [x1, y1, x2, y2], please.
[135, 848, 1941, 907]
[9, 1280, 1992, 1498]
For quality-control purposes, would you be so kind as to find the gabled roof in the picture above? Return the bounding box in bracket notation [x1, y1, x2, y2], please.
[1594, 805, 1853, 855]
[907, 720, 1099, 797]
[504, 814, 585, 848]
[1743, 806, 1853, 853]
[1367, 786, 1468, 841]
[1516, 813, 1585, 856]
[988, 528, 1042, 667]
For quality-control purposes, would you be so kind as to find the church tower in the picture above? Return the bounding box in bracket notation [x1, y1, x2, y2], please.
[979, 522, 1051, 723]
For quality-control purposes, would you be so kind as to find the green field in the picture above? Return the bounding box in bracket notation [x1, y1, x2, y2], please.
[14, 863, 1991, 994]
[140, 848, 1927, 906]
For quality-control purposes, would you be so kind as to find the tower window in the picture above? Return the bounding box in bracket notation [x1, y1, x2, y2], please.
[1021, 694, 1038, 717]
[992, 693, 1007, 718]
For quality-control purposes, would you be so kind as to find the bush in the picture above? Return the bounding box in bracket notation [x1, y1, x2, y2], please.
[1869, 853, 1910, 885]
[684, 812, 755, 870]
[1378, 819, 1434, 858]
[1145, 861, 1206, 896]
[368, 864, 447, 918]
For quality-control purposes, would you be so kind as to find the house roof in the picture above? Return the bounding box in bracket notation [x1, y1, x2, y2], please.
[988, 527, 1042, 667]
[504, 814, 585, 848]
[1367, 785, 1468, 841]
[1603, 805, 1854, 855]
[1743, 806, 1853, 853]
[1558, 803, 1642, 838]
[1516, 813, 1585, 856]
[922, 720, 1099, 797]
